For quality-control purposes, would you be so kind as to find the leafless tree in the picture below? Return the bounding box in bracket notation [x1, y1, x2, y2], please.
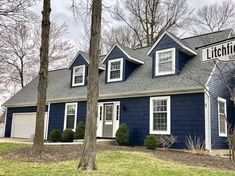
[102, 25, 139, 52]
[77, 0, 102, 171]
[0, 21, 74, 97]
[112, 0, 191, 48]
[190, 0, 235, 34]
[32, 0, 51, 155]
[0, 0, 35, 28]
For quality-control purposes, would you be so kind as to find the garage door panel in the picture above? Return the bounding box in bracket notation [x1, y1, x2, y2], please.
[11, 113, 47, 139]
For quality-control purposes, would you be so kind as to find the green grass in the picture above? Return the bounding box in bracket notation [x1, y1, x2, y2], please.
[0, 143, 234, 176]
[0, 143, 28, 153]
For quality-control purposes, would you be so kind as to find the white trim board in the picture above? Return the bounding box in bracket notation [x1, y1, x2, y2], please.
[149, 96, 171, 135]
[63, 102, 78, 131]
[107, 58, 124, 82]
[217, 97, 227, 137]
[147, 31, 198, 56]
[101, 44, 144, 64]
[204, 88, 211, 150]
[72, 65, 86, 87]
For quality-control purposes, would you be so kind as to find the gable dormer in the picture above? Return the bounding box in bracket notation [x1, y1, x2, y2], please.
[102, 44, 144, 83]
[148, 31, 197, 77]
[68, 51, 89, 87]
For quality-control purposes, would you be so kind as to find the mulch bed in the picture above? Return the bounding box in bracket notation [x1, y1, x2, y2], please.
[1, 144, 235, 171]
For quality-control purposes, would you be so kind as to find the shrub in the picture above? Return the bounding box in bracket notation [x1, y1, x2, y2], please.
[144, 135, 159, 150]
[49, 129, 62, 142]
[116, 123, 129, 145]
[186, 135, 205, 155]
[74, 122, 85, 139]
[159, 135, 177, 149]
[62, 128, 74, 142]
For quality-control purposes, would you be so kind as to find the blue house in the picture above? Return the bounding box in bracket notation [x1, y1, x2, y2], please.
[3, 29, 235, 150]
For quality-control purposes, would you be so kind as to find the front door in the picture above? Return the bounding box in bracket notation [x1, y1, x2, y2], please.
[97, 102, 120, 138]
[103, 104, 114, 138]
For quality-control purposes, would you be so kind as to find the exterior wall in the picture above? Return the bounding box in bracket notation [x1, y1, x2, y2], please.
[5, 93, 205, 149]
[207, 64, 235, 149]
[5, 106, 48, 137]
[69, 54, 88, 87]
[148, 34, 191, 78]
[104, 46, 140, 82]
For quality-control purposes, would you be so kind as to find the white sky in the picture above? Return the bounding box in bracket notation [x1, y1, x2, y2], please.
[32, 0, 224, 42]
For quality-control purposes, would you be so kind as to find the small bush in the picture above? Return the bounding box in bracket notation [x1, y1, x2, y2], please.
[186, 135, 205, 155]
[116, 123, 129, 145]
[49, 129, 62, 142]
[74, 122, 85, 139]
[144, 135, 159, 150]
[159, 135, 177, 149]
[62, 128, 74, 142]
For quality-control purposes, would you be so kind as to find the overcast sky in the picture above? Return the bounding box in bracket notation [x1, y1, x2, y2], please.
[31, 0, 225, 42]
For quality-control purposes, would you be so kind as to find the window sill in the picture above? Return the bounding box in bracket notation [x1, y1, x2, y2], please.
[219, 133, 227, 137]
[150, 130, 170, 135]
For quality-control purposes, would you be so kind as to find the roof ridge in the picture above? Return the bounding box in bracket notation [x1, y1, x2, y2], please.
[49, 67, 67, 72]
[181, 29, 232, 40]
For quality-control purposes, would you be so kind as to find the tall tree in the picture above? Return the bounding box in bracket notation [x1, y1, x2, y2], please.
[32, 0, 51, 155]
[0, 22, 74, 99]
[112, 0, 191, 48]
[0, 0, 34, 28]
[191, 0, 235, 34]
[78, 0, 102, 170]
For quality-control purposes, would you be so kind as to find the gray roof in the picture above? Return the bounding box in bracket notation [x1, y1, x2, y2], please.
[4, 29, 232, 107]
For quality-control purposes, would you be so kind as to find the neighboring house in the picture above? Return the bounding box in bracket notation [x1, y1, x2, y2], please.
[0, 114, 5, 138]
[3, 29, 235, 149]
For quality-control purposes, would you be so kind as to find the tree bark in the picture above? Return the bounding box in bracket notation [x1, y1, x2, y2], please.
[77, 0, 102, 171]
[32, 0, 51, 155]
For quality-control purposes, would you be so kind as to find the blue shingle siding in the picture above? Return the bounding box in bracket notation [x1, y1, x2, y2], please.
[48, 103, 65, 136]
[5, 93, 205, 148]
[48, 101, 87, 137]
[149, 34, 191, 77]
[5, 106, 48, 137]
[104, 46, 139, 82]
[207, 65, 235, 149]
[69, 54, 88, 87]
[170, 93, 205, 148]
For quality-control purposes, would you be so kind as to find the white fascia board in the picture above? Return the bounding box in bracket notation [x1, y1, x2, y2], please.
[101, 44, 144, 64]
[68, 51, 89, 69]
[147, 31, 198, 56]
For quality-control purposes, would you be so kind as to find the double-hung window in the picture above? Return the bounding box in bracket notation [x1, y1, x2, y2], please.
[218, 97, 227, 137]
[72, 65, 85, 86]
[150, 96, 171, 134]
[155, 48, 175, 76]
[64, 103, 77, 130]
[107, 58, 123, 82]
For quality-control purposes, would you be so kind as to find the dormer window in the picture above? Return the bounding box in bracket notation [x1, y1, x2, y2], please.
[155, 48, 175, 76]
[72, 65, 85, 86]
[107, 58, 123, 82]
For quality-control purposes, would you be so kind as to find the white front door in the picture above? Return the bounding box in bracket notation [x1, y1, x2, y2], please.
[11, 113, 48, 139]
[97, 102, 120, 138]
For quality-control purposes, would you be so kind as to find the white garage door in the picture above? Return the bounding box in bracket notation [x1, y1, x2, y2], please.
[11, 113, 48, 139]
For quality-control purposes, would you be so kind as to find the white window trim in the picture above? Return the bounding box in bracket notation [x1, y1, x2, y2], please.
[149, 96, 171, 135]
[107, 58, 123, 82]
[72, 65, 86, 87]
[218, 97, 227, 137]
[64, 102, 78, 131]
[155, 48, 176, 76]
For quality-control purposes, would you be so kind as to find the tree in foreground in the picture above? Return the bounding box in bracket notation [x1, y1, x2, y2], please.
[32, 0, 51, 155]
[77, 0, 102, 170]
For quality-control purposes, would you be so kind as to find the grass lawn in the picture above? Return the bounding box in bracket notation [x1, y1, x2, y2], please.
[0, 143, 235, 176]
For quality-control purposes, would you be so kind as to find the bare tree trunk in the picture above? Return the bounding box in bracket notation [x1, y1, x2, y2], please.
[32, 0, 51, 155]
[77, 0, 102, 171]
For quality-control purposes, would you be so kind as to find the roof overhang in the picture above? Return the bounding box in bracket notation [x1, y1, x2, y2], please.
[68, 51, 105, 70]
[4, 86, 203, 107]
[101, 44, 144, 65]
[147, 31, 198, 56]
